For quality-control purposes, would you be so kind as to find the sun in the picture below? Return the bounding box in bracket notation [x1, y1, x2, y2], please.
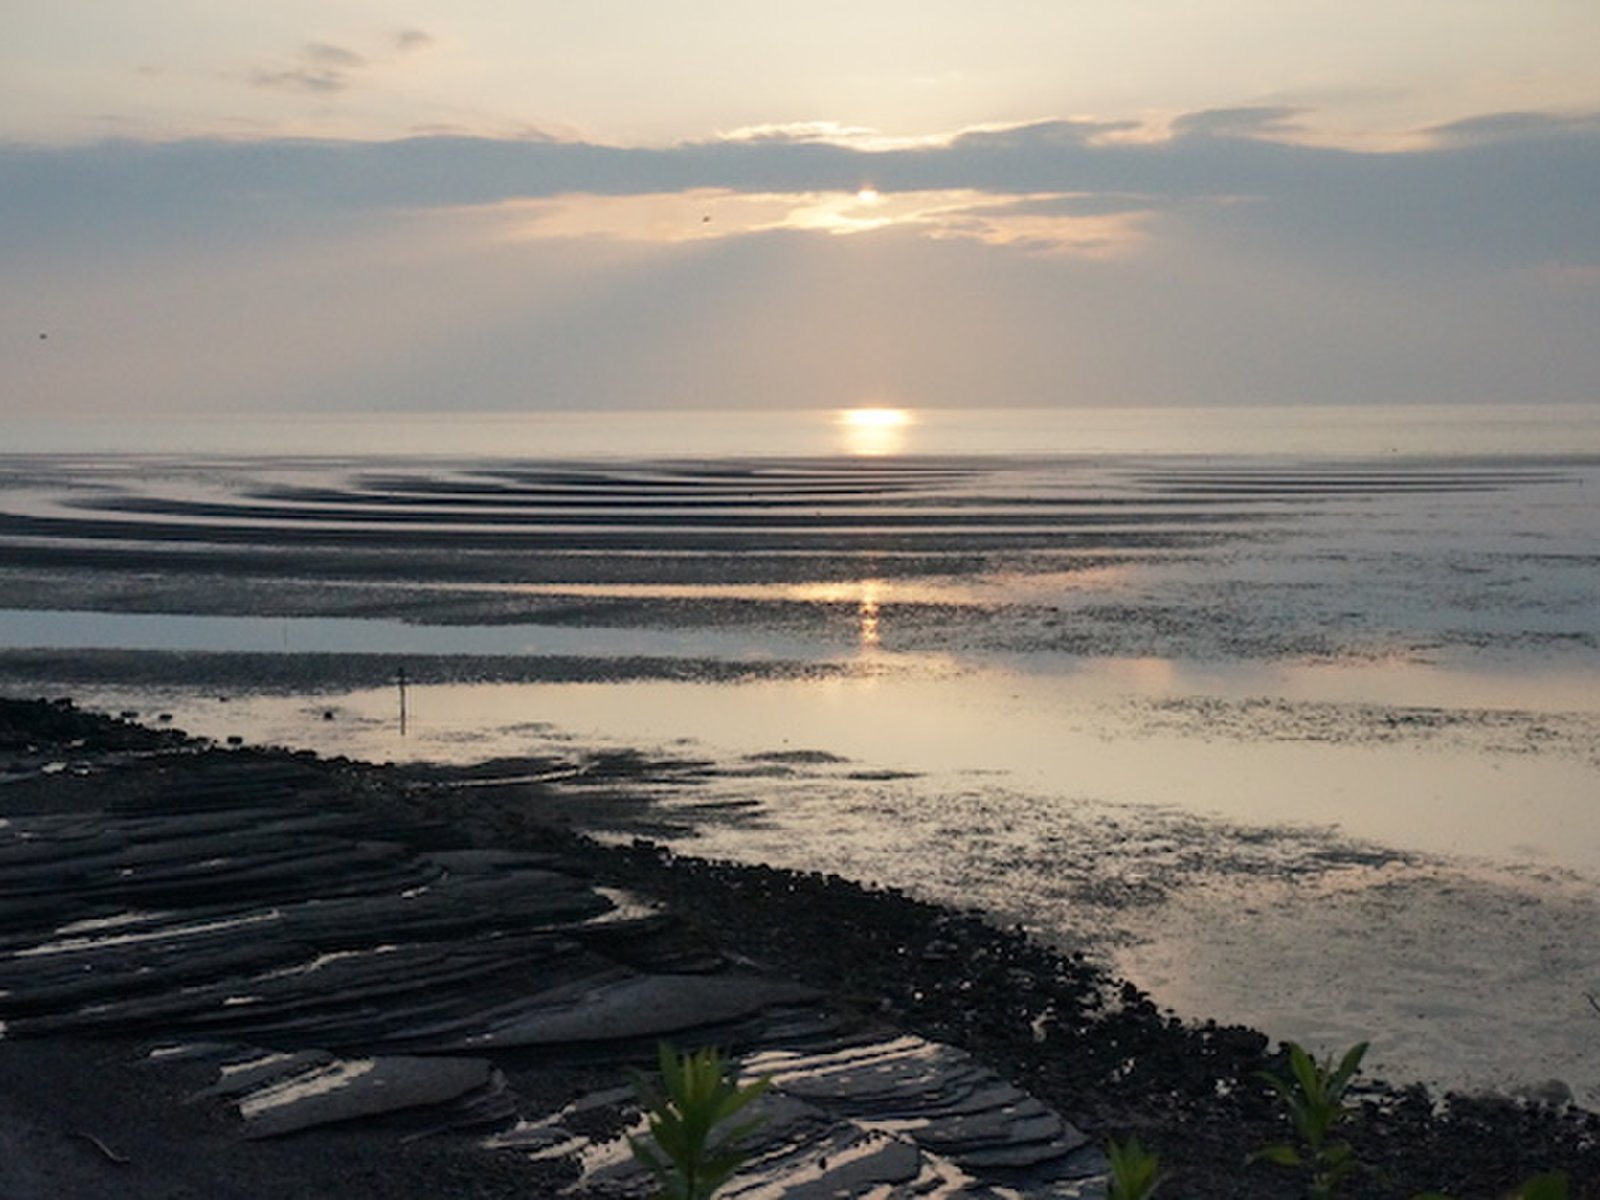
[837, 407, 913, 456]
[841, 407, 910, 429]
[855, 186, 881, 204]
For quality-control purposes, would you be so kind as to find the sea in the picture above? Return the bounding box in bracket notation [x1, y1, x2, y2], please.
[3, 403, 1599, 1101]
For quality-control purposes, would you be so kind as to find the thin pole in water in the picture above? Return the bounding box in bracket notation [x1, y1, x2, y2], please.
[396, 666, 408, 736]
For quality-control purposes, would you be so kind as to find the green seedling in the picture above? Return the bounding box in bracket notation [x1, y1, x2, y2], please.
[1106, 1135, 1162, 1199]
[1512, 1173, 1572, 1200]
[629, 1042, 771, 1200]
[1250, 1040, 1369, 1199]
[1416, 1171, 1571, 1200]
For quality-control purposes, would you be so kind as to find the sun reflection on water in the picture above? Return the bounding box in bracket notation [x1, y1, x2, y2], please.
[857, 580, 882, 648]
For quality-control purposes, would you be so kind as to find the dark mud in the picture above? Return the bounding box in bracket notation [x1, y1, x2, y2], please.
[0, 647, 842, 692]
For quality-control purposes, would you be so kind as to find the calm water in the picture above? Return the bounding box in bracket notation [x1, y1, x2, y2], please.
[3, 403, 1600, 1098]
[11, 402, 1600, 458]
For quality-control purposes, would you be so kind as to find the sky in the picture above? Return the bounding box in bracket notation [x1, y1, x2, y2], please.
[3, 2, 1599, 417]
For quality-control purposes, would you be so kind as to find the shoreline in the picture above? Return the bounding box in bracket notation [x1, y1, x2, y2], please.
[3, 696, 1598, 1196]
[16, 646, 1600, 1104]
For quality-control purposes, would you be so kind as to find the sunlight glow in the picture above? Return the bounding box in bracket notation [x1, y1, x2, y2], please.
[838, 407, 913, 456]
[842, 407, 912, 429]
[495, 188, 1150, 255]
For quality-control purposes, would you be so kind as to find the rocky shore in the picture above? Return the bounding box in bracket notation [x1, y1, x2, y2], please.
[2, 695, 1597, 1198]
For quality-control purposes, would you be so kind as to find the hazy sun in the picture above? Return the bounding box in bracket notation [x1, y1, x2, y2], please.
[838, 407, 913, 456]
[842, 407, 910, 429]
[855, 186, 881, 204]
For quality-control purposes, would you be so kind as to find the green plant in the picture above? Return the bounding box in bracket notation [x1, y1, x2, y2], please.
[1512, 1173, 1571, 1200]
[628, 1042, 771, 1200]
[1250, 1040, 1369, 1199]
[1415, 1171, 1571, 1200]
[1106, 1135, 1162, 1199]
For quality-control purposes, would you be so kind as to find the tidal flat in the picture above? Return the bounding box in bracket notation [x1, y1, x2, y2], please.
[4, 696, 1599, 1198]
[2, 434, 1599, 1105]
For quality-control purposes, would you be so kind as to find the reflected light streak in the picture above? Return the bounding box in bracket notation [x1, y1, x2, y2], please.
[858, 579, 882, 649]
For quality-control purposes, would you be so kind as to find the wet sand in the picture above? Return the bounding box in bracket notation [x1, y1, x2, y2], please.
[2, 454, 1596, 671]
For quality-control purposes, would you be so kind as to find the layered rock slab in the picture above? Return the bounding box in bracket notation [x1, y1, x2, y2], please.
[0, 728, 1104, 1196]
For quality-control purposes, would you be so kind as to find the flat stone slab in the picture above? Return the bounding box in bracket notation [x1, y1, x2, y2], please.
[190, 1049, 339, 1099]
[555, 1034, 1102, 1198]
[447, 972, 822, 1049]
[0, 732, 1107, 1195]
[238, 1054, 494, 1139]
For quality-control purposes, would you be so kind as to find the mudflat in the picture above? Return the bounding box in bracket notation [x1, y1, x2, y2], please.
[2, 697, 1597, 1198]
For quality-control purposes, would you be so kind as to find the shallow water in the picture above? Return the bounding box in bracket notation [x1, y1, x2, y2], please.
[3, 405, 1600, 1099]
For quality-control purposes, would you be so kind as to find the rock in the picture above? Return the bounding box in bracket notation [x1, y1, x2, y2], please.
[447, 973, 822, 1049]
[238, 1055, 495, 1138]
[1514, 1078, 1573, 1107]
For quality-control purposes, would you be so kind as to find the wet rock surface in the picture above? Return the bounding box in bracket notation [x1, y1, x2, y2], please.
[2, 696, 1598, 1197]
[0, 697, 1101, 1197]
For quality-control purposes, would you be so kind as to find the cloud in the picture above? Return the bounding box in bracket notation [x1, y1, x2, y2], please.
[947, 117, 1140, 151]
[1178, 112, 1600, 275]
[1426, 110, 1600, 146]
[249, 67, 348, 95]
[487, 186, 1154, 257]
[250, 41, 367, 94]
[720, 121, 887, 144]
[304, 43, 366, 70]
[8, 107, 1594, 272]
[960, 193, 1170, 219]
[4, 106, 1598, 417]
[1169, 106, 1307, 140]
[713, 121, 956, 153]
[246, 32, 434, 96]
[393, 28, 434, 54]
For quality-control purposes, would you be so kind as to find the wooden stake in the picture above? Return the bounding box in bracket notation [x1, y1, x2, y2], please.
[397, 666, 408, 736]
